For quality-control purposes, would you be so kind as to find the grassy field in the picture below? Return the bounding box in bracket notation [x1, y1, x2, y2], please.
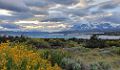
[0, 35, 120, 70]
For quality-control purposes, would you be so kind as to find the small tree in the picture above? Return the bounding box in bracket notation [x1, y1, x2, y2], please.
[85, 34, 107, 48]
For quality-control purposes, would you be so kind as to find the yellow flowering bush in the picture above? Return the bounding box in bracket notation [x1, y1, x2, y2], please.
[0, 43, 61, 70]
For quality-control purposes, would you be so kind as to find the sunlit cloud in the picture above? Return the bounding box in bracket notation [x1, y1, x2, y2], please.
[14, 20, 72, 32]
[0, 9, 13, 16]
[70, 0, 88, 8]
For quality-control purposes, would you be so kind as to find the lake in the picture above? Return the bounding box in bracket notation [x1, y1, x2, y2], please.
[0, 32, 120, 39]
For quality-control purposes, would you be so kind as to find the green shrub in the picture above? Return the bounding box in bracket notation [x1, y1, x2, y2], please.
[64, 46, 90, 53]
[40, 49, 50, 59]
[85, 35, 108, 48]
[65, 41, 80, 48]
[40, 49, 70, 66]
[6, 57, 17, 70]
[90, 61, 112, 70]
[106, 41, 120, 47]
[61, 58, 82, 70]
[111, 46, 120, 55]
[27, 39, 50, 48]
[48, 39, 65, 47]
[74, 47, 90, 52]
[50, 50, 67, 66]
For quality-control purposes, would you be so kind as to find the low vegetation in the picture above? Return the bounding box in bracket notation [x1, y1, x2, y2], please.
[0, 42, 61, 70]
[0, 35, 120, 70]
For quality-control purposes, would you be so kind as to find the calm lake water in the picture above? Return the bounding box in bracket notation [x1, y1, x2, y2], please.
[98, 35, 120, 40]
[1, 33, 120, 39]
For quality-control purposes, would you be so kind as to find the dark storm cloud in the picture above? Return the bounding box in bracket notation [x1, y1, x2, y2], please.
[31, 10, 48, 15]
[41, 17, 69, 22]
[65, 8, 88, 16]
[100, 14, 120, 24]
[0, 0, 29, 12]
[11, 12, 33, 19]
[99, 3, 119, 10]
[41, 10, 70, 22]
[24, 0, 49, 7]
[0, 23, 20, 29]
[47, 0, 79, 5]
[0, 15, 16, 20]
[91, 10, 104, 14]
[44, 6, 90, 22]
[0, 12, 33, 21]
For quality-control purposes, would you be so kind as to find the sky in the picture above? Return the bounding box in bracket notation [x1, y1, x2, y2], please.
[0, 0, 120, 32]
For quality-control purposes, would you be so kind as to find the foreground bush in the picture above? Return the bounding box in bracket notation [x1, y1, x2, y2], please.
[111, 46, 120, 55]
[0, 43, 61, 70]
[27, 39, 50, 48]
[61, 58, 82, 70]
[61, 58, 112, 70]
[40, 49, 70, 66]
[90, 61, 112, 70]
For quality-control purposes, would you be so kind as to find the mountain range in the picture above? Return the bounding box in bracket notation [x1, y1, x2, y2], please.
[0, 22, 120, 35]
[70, 22, 120, 32]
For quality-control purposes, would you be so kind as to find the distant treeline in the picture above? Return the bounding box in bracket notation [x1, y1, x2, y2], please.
[0, 35, 120, 49]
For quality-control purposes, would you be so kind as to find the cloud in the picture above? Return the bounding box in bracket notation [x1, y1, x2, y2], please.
[113, 0, 120, 3]
[0, 0, 29, 12]
[98, 2, 119, 10]
[47, 0, 79, 5]
[0, 12, 33, 21]
[30, 7, 48, 15]
[71, 0, 88, 8]
[11, 12, 33, 20]
[0, 22, 20, 29]
[14, 20, 71, 32]
[41, 10, 69, 22]
[0, 9, 13, 16]
[24, 0, 49, 7]
[0, 0, 120, 32]
[100, 4, 118, 9]
[99, 13, 120, 24]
